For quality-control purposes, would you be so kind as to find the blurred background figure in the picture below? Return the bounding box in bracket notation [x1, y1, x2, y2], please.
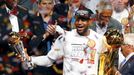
[111, 0, 129, 23]
[30, 0, 58, 58]
[110, 0, 129, 33]
[68, 0, 82, 17]
[68, 0, 82, 29]
[53, 0, 70, 30]
[126, 0, 134, 33]
[84, 0, 100, 13]
[110, 0, 134, 33]
[89, 0, 123, 35]
[127, 0, 134, 33]
[29, 0, 63, 75]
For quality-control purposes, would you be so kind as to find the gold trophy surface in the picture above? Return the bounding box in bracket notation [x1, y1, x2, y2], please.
[8, 32, 25, 56]
[99, 29, 124, 75]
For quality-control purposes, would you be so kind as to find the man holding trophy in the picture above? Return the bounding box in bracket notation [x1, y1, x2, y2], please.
[0, 0, 31, 54]
[17, 8, 108, 75]
[0, 0, 32, 74]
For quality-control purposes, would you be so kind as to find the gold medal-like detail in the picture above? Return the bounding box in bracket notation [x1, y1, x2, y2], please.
[121, 17, 129, 26]
[87, 39, 96, 48]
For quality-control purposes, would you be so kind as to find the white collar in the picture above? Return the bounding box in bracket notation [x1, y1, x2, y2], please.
[96, 21, 108, 29]
[125, 52, 134, 61]
[5, 6, 11, 13]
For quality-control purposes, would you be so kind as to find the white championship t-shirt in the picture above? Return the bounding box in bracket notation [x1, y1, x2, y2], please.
[47, 29, 105, 75]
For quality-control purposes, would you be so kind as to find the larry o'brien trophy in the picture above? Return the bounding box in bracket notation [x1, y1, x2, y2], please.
[99, 29, 124, 75]
[8, 32, 33, 69]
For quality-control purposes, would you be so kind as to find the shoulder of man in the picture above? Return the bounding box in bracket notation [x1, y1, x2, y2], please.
[108, 17, 123, 32]
[56, 29, 75, 41]
[109, 17, 122, 26]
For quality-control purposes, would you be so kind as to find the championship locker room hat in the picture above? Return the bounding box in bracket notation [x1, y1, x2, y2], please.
[75, 4, 94, 20]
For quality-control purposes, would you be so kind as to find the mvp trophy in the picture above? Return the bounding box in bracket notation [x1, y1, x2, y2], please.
[8, 32, 33, 69]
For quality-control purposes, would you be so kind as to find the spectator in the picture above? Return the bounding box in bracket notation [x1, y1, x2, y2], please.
[89, 0, 123, 35]
[68, 0, 82, 29]
[29, 0, 58, 55]
[84, 0, 100, 13]
[29, 0, 62, 75]
[53, 0, 70, 30]
[111, 0, 129, 23]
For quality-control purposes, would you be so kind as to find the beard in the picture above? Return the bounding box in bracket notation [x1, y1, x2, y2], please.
[114, 5, 126, 13]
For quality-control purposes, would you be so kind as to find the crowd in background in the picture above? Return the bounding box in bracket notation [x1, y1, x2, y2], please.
[0, 0, 134, 75]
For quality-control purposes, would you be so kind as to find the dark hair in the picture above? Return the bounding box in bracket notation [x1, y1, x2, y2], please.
[0, 0, 5, 6]
[59, 0, 65, 3]
[128, 0, 134, 7]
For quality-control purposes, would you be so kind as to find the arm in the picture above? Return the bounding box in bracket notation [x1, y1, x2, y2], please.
[31, 55, 54, 67]
[30, 35, 65, 67]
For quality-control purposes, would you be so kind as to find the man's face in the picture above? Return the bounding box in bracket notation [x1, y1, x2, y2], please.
[98, 9, 112, 28]
[75, 17, 91, 35]
[70, 0, 81, 8]
[121, 44, 134, 57]
[38, 0, 54, 15]
[111, 0, 128, 12]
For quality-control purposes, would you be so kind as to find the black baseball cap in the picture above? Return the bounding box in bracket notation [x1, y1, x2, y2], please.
[75, 4, 94, 20]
